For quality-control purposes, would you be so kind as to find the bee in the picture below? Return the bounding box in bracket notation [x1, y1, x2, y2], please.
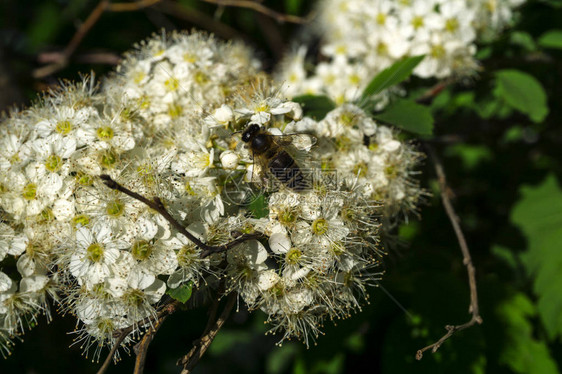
[241, 124, 316, 191]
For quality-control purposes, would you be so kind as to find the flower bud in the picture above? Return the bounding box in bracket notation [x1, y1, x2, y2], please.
[220, 151, 240, 169]
[213, 104, 234, 123]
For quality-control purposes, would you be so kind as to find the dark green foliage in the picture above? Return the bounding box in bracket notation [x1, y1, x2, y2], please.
[360, 55, 425, 101]
[373, 99, 434, 135]
[2, 1, 562, 373]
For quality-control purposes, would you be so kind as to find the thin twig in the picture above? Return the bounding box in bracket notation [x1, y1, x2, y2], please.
[96, 301, 180, 374]
[416, 145, 483, 360]
[108, 0, 163, 12]
[33, 0, 163, 79]
[158, 0, 244, 41]
[177, 293, 237, 373]
[415, 79, 455, 105]
[202, 0, 313, 24]
[38, 51, 121, 65]
[99, 175, 262, 257]
[133, 309, 171, 374]
[33, 0, 110, 79]
[96, 325, 132, 374]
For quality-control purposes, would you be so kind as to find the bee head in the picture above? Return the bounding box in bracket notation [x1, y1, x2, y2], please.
[241, 124, 261, 143]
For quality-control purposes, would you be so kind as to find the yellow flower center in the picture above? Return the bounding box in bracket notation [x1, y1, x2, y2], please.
[106, 199, 125, 217]
[56, 120, 72, 134]
[177, 245, 197, 267]
[73, 214, 90, 228]
[132, 240, 153, 261]
[445, 18, 459, 33]
[22, 183, 37, 200]
[45, 154, 63, 173]
[164, 77, 179, 91]
[76, 172, 94, 186]
[412, 16, 424, 29]
[312, 218, 329, 235]
[86, 243, 104, 263]
[286, 248, 302, 265]
[100, 149, 118, 168]
[96, 126, 114, 141]
[168, 103, 183, 118]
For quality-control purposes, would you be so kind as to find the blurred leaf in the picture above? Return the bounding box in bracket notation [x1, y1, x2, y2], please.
[398, 221, 420, 242]
[166, 282, 192, 303]
[360, 55, 425, 100]
[510, 31, 537, 51]
[292, 95, 335, 120]
[248, 194, 269, 218]
[493, 70, 548, 123]
[539, 0, 562, 7]
[311, 353, 344, 374]
[511, 175, 562, 340]
[538, 30, 562, 49]
[293, 357, 307, 374]
[266, 344, 299, 374]
[491, 245, 519, 270]
[373, 99, 433, 135]
[444, 144, 492, 169]
[344, 332, 365, 352]
[501, 125, 525, 144]
[496, 293, 559, 374]
[285, 0, 302, 14]
[475, 46, 492, 60]
[27, 3, 62, 49]
[208, 329, 252, 355]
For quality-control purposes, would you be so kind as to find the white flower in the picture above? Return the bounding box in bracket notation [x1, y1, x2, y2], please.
[28, 134, 76, 196]
[69, 222, 127, 287]
[35, 105, 94, 138]
[0, 271, 13, 293]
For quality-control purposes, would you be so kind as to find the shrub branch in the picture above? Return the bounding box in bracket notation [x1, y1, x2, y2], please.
[416, 145, 483, 360]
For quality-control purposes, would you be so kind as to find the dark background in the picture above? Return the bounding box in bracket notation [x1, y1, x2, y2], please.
[1, 1, 561, 373]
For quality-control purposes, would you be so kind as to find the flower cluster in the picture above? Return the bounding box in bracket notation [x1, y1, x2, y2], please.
[0, 26, 420, 360]
[277, 0, 525, 103]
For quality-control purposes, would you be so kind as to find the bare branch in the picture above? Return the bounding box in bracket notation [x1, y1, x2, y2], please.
[133, 308, 171, 374]
[33, 0, 110, 79]
[99, 175, 263, 257]
[33, 0, 163, 79]
[416, 145, 483, 360]
[177, 293, 237, 373]
[96, 324, 132, 374]
[201, 0, 314, 24]
[158, 0, 244, 40]
[108, 0, 163, 12]
[415, 78, 456, 105]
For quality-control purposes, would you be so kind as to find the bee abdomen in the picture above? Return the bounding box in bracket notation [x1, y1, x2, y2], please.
[269, 151, 308, 191]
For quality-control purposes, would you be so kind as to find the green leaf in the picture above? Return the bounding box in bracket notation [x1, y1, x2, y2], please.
[373, 99, 434, 135]
[166, 282, 192, 303]
[510, 31, 537, 51]
[538, 30, 562, 49]
[266, 344, 299, 374]
[284, 0, 301, 15]
[540, 0, 562, 7]
[208, 329, 252, 355]
[360, 55, 425, 100]
[292, 95, 335, 120]
[511, 175, 562, 340]
[493, 70, 548, 123]
[248, 194, 269, 218]
[444, 144, 492, 169]
[496, 293, 559, 374]
[27, 3, 62, 49]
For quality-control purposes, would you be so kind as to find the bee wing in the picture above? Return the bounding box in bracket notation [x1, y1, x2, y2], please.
[270, 133, 317, 151]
